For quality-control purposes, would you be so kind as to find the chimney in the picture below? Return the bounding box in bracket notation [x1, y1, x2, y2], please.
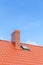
[11, 30, 20, 48]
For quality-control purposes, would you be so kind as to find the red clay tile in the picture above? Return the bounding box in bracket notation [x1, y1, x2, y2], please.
[0, 40, 43, 65]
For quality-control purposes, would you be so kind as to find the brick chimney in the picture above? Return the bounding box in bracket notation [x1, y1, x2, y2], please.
[11, 30, 20, 48]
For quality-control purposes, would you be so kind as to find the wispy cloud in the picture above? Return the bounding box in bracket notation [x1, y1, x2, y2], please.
[0, 35, 7, 40]
[0, 37, 5, 40]
[26, 40, 38, 46]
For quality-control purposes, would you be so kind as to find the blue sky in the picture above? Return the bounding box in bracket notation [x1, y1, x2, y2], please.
[0, 0, 43, 46]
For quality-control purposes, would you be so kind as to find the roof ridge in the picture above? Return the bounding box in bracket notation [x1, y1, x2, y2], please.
[0, 40, 11, 43]
[0, 40, 43, 48]
[21, 43, 43, 48]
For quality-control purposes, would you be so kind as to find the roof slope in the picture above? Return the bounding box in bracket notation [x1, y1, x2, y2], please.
[0, 40, 43, 65]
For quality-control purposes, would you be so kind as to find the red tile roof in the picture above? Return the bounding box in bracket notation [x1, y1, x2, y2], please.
[0, 40, 43, 65]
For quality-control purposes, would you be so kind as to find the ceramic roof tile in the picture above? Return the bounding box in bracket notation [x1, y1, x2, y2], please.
[0, 40, 43, 65]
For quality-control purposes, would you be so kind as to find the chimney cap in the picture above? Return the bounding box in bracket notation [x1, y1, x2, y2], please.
[11, 30, 20, 36]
